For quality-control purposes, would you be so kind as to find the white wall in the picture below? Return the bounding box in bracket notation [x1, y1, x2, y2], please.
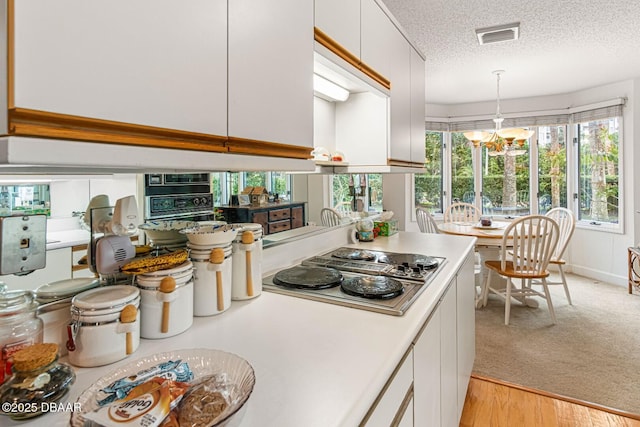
[424, 79, 636, 286]
[314, 96, 337, 153]
[634, 78, 640, 248]
[47, 174, 138, 232]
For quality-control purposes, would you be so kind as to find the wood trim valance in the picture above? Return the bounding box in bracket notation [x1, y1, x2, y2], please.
[388, 158, 425, 168]
[6, 108, 314, 159]
[8, 108, 227, 152]
[227, 136, 312, 160]
[314, 27, 391, 90]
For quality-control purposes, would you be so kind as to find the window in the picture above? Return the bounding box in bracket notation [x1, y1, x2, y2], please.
[0, 184, 51, 216]
[331, 174, 383, 214]
[420, 98, 624, 231]
[577, 117, 620, 225]
[414, 131, 444, 213]
[450, 132, 474, 205]
[212, 172, 292, 206]
[481, 139, 531, 217]
[537, 126, 567, 213]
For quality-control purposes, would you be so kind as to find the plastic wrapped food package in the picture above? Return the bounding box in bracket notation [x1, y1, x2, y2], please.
[85, 377, 189, 427]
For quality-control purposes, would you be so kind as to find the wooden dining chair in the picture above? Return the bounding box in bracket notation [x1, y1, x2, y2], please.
[320, 208, 342, 227]
[530, 207, 576, 304]
[480, 215, 560, 325]
[416, 207, 440, 233]
[444, 202, 480, 224]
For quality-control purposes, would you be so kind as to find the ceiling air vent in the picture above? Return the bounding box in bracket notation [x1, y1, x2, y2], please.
[475, 22, 520, 45]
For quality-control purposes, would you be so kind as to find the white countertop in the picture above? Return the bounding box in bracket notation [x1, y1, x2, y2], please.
[46, 229, 90, 250]
[10, 232, 475, 427]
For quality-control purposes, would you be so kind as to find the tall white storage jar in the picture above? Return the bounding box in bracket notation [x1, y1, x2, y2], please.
[67, 285, 140, 368]
[231, 223, 263, 300]
[189, 243, 233, 316]
[136, 261, 194, 339]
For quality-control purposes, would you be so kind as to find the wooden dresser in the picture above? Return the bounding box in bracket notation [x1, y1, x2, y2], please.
[218, 202, 305, 235]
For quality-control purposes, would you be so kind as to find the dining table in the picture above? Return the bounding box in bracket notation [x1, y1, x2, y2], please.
[437, 220, 539, 309]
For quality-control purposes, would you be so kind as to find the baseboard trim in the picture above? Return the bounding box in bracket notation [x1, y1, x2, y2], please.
[568, 265, 627, 287]
[470, 373, 640, 420]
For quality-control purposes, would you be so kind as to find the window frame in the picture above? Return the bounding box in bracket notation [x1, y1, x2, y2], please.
[417, 102, 624, 235]
[572, 116, 624, 233]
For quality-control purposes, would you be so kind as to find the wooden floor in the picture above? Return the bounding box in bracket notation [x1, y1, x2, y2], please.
[460, 375, 640, 427]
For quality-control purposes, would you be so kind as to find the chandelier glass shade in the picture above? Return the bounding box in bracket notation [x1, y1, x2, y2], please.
[463, 70, 533, 156]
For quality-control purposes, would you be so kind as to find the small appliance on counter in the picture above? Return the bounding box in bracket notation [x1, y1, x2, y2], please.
[84, 195, 139, 284]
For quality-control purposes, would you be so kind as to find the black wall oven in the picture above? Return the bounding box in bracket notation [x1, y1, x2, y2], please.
[144, 173, 211, 196]
[143, 173, 214, 221]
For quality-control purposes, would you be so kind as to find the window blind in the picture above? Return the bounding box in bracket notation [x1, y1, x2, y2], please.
[426, 99, 624, 132]
[424, 121, 450, 132]
[572, 104, 624, 123]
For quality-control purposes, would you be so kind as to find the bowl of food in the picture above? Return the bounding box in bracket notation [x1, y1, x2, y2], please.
[71, 348, 255, 427]
[180, 224, 239, 246]
[139, 220, 198, 243]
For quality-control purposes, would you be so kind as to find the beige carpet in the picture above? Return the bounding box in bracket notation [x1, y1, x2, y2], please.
[473, 272, 640, 415]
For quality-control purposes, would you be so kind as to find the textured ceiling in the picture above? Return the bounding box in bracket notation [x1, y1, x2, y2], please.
[382, 0, 640, 105]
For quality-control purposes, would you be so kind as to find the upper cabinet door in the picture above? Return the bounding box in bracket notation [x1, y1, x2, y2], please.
[410, 48, 426, 164]
[12, 0, 227, 136]
[387, 31, 412, 163]
[315, 0, 361, 58]
[362, 1, 411, 162]
[228, 0, 314, 149]
[360, 0, 396, 78]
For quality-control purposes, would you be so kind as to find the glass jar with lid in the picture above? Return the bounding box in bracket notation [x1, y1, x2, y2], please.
[0, 343, 75, 420]
[0, 291, 43, 384]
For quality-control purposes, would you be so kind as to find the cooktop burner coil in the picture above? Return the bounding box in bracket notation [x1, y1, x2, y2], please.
[341, 276, 404, 299]
[272, 266, 343, 290]
[377, 254, 439, 270]
[330, 249, 377, 261]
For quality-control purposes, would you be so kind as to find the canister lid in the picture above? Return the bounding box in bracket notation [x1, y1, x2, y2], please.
[0, 290, 37, 317]
[136, 268, 193, 289]
[36, 278, 100, 302]
[188, 246, 232, 260]
[231, 223, 263, 241]
[136, 261, 193, 277]
[71, 285, 139, 311]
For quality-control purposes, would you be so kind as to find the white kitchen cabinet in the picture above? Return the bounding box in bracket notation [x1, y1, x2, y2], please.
[440, 274, 458, 427]
[71, 244, 95, 279]
[456, 251, 476, 416]
[228, 0, 313, 149]
[397, 395, 414, 427]
[413, 302, 442, 426]
[361, 1, 396, 79]
[361, 0, 412, 165]
[362, 348, 414, 426]
[414, 251, 475, 427]
[410, 47, 426, 164]
[387, 33, 412, 164]
[0, 247, 70, 291]
[315, 0, 360, 58]
[13, 0, 227, 136]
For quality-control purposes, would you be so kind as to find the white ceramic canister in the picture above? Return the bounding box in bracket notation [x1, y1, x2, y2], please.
[67, 285, 140, 368]
[35, 278, 100, 356]
[231, 223, 263, 300]
[189, 243, 233, 316]
[136, 261, 194, 339]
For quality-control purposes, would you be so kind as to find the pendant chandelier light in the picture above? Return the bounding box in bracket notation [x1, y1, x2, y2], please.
[463, 70, 533, 156]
